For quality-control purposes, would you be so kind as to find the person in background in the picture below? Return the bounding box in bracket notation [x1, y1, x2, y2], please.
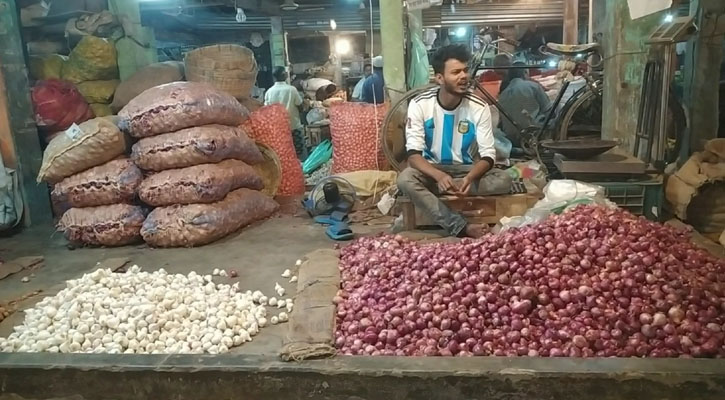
[265, 66, 307, 160]
[362, 56, 385, 104]
[351, 63, 372, 101]
[397, 45, 512, 238]
[497, 61, 552, 146]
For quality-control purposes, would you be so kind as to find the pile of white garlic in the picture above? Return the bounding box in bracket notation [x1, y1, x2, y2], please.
[0, 265, 293, 354]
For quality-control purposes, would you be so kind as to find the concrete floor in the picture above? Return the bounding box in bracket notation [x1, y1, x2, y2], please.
[0, 215, 377, 355]
[3, 216, 725, 399]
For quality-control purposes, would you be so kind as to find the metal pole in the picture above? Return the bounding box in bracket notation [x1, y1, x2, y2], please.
[588, 0, 594, 43]
[656, 47, 672, 169]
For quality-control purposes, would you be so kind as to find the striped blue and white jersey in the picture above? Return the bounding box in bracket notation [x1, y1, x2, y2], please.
[405, 87, 496, 166]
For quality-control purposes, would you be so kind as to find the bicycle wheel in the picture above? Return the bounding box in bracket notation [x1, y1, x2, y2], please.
[555, 85, 603, 141]
[556, 85, 686, 164]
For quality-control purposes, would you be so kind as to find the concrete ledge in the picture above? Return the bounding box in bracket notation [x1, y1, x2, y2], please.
[1, 353, 725, 399]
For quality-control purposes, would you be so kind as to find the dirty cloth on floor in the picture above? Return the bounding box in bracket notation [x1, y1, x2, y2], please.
[280, 249, 339, 361]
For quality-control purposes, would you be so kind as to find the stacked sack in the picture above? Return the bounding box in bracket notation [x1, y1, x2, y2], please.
[62, 36, 120, 117]
[37, 117, 147, 247]
[119, 81, 279, 248]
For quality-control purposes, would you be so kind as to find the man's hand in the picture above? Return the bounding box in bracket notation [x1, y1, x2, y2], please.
[459, 175, 474, 196]
[436, 173, 458, 194]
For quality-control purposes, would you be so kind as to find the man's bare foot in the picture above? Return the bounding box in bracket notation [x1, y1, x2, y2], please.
[463, 224, 489, 238]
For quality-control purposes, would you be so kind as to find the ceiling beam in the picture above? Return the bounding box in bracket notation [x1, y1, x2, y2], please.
[225, 0, 281, 15]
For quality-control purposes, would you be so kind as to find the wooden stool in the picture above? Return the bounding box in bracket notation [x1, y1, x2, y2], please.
[397, 193, 541, 231]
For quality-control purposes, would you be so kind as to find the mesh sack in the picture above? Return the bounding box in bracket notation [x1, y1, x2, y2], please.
[37, 117, 126, 183]
[138, 159, 263, 207]
[118, 81, 248, 138]
[329, 102, 388, 173]
[51, 158, 142, 208]
[242, 104, 304, 196]
[131, 124, 263, 171]
[141, 188, 278, 247]
[58, 204, 146, 246]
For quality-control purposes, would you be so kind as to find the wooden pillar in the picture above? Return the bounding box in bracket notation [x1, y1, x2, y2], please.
[601, 0, 666, 150]
[0, 0, 52, 225]
[563, 0, 579, 44]
[380, 0, 406, 104]
[683, 0, 725, 152]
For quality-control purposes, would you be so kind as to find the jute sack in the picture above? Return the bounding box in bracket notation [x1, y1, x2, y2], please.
[37, 117, 125, 183]
[110, 61, 185, 113]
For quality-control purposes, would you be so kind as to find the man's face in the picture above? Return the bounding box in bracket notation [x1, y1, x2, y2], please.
[364, 65, 372, 77]
[436, 58, 469, 96]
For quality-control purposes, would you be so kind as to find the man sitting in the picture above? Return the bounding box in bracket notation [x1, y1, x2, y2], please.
[397, 45, 512, 238]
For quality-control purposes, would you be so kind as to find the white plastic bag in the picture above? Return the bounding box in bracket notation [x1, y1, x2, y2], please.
[496, 180, 610, 233]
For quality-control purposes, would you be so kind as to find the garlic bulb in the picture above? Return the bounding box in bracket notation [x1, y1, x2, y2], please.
[281, 269, 291, 278]
[0, 265, 272, 354]
[289, 276, 298, 283]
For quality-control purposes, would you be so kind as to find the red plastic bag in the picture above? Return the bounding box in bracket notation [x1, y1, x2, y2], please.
[31, 79, 94, 132]
[242, 104, 305, 196]
[329, 103, 388, 173]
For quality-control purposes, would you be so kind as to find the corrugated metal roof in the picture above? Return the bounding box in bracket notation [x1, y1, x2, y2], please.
[282, 7, 380, 31]
[423, 0, 566, 28]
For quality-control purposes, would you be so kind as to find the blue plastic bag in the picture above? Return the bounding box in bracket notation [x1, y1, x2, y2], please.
[303, 140, 333, 175]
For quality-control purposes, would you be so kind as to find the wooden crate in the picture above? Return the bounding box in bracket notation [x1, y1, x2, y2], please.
[397, 193, 541, 231]
[305, 124, 331, 148]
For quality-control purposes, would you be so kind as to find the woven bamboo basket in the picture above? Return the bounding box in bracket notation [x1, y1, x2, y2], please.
[252, 142, 282, 197]
[185, 44, 258, 99]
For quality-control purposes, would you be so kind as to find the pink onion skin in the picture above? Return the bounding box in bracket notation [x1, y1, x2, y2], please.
[334, 206, 725, 358]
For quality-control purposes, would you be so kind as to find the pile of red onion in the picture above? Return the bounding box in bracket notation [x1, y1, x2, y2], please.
[334, 205, 725, 357]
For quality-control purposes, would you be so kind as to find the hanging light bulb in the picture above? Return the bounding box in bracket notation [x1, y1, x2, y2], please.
[236, 7, 247, 23]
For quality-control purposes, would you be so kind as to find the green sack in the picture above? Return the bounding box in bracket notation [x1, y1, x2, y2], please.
[61, 36, 119, 84]
[303, 140, 333, 175]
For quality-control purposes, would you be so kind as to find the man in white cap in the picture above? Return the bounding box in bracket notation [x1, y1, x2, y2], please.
[362, 55, 384, 104]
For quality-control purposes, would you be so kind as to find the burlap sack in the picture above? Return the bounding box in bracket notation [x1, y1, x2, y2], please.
[58, 204, 146, 246]
[37, 117, 126, 183]
[131, 124, 264, 171]
[118, 81, 248, 138]
[141, 188, 278, 248]
[51, 159, 142, 208]
[110, 61, 184, 113]
[138, 159, 264, 206]
[279, 249, 339, 361]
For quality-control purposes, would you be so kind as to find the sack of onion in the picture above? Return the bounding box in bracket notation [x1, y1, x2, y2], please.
[131, 124, 263, 172]
[329, 103, 388, 174]
[138, 159, 263, 207]
[51, 158, 142, 208]
[58, 204, 147, 247]
[141, 188, 278, 248]
[242, 104, 305, 196]
[118, 81, 249, 138]
[334, 205, 725, 358]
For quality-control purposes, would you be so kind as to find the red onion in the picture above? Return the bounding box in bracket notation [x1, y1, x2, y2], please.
[334, 206, 725, 358]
